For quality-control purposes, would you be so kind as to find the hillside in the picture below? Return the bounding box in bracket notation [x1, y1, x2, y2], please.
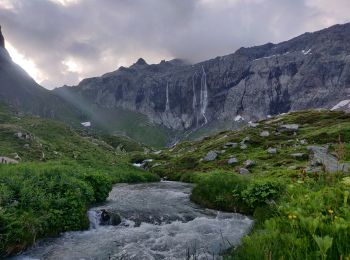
[57, 23, 350, 145]
[131, 109, 350, 259]
[0, 104, 159, 257]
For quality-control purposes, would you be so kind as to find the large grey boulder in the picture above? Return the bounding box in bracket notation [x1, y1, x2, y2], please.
[267, 147, 277, 154]
[244, 160, 255, 168]
[260, 131, 270, 137]
[228, 157, 238, 165]
[239, 168, 250, 175]
[203, 151, 218, 161]
[307, 145, 349, 173]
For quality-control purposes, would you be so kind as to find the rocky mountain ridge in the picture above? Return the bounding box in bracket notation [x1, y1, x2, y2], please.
[57, 23, 350, 134]
[0, 26, 82, 123]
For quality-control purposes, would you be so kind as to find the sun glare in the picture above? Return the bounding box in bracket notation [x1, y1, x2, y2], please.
[5, 40, 46, 84]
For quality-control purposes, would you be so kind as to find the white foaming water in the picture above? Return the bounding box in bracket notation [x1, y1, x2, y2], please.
[200, 66, 208, 125]
[15, 182, 253, 260]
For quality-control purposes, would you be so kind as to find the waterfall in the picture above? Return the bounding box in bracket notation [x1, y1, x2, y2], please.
[192, 73, 198, 127]
[200, 66, 208, 125]
[88, 210, 101, 229]
[165, 82, 170, 112]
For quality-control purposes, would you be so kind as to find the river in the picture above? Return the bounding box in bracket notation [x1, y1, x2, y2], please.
[15, 181, 253, 260]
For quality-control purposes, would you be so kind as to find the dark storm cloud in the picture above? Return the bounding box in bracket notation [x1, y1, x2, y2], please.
[0, 0, 349, 89]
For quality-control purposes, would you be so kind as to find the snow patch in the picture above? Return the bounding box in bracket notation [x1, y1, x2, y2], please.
[234, 115, 244, 121]
[302, 49, 312, 55]
[331, 100, 350, 111]
[81, 122, 91, 127]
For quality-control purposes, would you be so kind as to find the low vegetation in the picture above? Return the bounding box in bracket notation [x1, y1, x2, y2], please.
[133, 110, 350, 259]
[0, 105, 159, 257]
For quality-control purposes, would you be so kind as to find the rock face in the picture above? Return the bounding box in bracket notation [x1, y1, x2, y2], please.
[56, 23, 350, 134]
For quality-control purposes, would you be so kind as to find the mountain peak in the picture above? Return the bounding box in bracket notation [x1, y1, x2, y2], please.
[0, 26, 5, 48]
[135, 58, 147, 66]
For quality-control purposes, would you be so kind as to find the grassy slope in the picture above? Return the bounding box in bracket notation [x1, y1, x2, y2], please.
[0, 105, 159, 257]
[131, 110, 350, 259]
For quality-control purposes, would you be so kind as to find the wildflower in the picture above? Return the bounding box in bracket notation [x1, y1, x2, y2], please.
[288, 214, 293, 220]
[328, 209, 334, 214]
[292, 214, 297, 219]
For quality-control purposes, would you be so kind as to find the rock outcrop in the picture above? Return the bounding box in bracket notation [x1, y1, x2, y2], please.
[56, 23, 350, 135]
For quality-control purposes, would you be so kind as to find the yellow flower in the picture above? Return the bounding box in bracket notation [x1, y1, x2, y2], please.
[292, 214, 297, 219]
[328, 209, 334, 214]
[288, 214, 293, 220]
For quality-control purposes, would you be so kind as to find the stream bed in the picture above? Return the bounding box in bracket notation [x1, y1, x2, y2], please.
[15, 181, 253, 260]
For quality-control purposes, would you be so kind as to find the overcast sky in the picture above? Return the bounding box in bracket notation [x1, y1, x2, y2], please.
[0, 0, 349, 89]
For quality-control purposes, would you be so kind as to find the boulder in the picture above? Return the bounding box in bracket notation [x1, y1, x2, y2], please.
[267, 147, 277, 154]
[228, 157, 238, 165]
[240, 143, 247, 150]
[291, 153, 307, 159]
[279, 124, 299, 131]
[239, 168, 250, 175]
[307, 145, 349, 173]
[300, 139, 308, 145]
[203, 151, 218, 161]
[224, 142, 238, 148]
[0, 156, 18, 164]
[260, 131, 270, 137]
[99, 209, 122, 226]
[244, 159, 255, 168]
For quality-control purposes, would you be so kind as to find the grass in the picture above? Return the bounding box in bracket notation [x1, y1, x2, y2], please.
[0, 104, 159, 257]
[132, 109, 350, 259]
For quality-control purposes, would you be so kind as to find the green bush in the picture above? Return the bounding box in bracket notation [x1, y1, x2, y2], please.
[242, 180, 282, 209]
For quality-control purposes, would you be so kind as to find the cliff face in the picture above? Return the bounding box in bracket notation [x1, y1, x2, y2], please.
[57, 23, 350, 132]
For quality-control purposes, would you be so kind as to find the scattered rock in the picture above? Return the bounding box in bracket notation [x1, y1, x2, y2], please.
[99, 209, 122, 226]
[219, 150, 226, 154]
[242, 136, 250, 143]
[228, 157, 238, 165]
[14, 154, 21, 161]
[288, 166, 297, 170]
[279, 124, 299, 131]
[23, 144, 30, 149]
[224, 142, 238, 148]
[0, 156, 18, 164]
[248, 122, 259, 128]
[240, 143, 247, 150]
[300, 139, 308, 145]
[291, 153, 307, 159]
[244, 159, 255, 168]
[203, 151, 218, 161]
[239, 168, 250, 175]
[267, 147, 277, 154]
[260, 131, 270, 137]
[151, 163, 162, 168]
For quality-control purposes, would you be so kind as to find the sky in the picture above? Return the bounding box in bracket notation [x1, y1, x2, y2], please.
[0, 0, 349, 89]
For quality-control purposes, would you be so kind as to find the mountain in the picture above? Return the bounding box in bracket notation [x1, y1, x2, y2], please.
[0, 26, 82, 123]
[56, 23, 350, 143]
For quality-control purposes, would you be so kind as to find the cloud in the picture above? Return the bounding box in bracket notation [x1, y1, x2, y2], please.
[0, 0, 349, 89]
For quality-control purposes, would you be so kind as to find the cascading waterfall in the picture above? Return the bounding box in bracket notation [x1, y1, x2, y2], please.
[192, 73, 198, 127]
[200, 66, 208, 125]
[165, 82, 170, 112]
